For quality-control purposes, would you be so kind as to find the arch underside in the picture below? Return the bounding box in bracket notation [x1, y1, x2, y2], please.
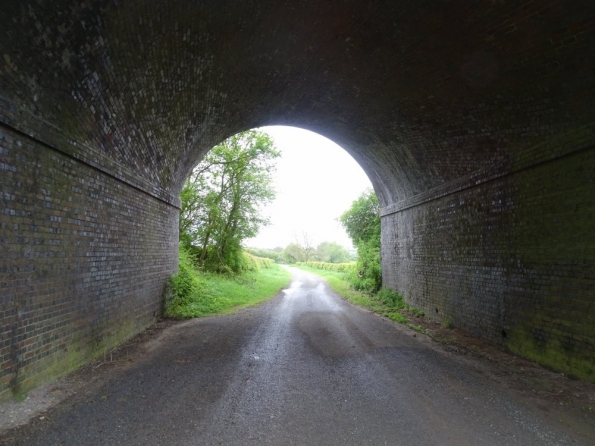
[0, 0, 594, 396]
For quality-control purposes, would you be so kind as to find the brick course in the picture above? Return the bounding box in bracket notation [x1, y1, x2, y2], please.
[382, 144, 595, 380]
[0, 125, 178, 398]
[1, 0, 595, 394]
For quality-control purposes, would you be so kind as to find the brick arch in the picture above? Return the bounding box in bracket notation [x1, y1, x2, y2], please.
[6, 0, 587, 203]
[1, 0, 594, 396]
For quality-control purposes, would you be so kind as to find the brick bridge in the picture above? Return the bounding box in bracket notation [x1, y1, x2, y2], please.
[1, 0, 594, 397]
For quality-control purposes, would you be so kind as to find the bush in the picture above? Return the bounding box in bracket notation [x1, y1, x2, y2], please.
[165, 246, 287, 318]
[296, 261, 356, 273]
[377, 287, 406, 309]
[239, 252, 274, 272]
[376, 287, 425, 317]
[244, 248, 283, 263]
[339, 189, 381, 292]
[164, 246, 212, 317]
[347, 238, 381, 293]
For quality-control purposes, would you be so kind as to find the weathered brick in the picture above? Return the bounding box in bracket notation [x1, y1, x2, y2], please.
[0, 126, 178, 398]
[1, 0, 595, 396]
[382, 146, 595, 381]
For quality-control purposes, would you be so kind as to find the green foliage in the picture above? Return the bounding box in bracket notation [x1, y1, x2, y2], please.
[339, 189, 382, 292]
[388, 312, 408, 323]
[179, 130, 280, 273]
[410, 308, 425, 317]
[281, 242, 303, 264]
[377, 287, 406, 309]
[12, 390, 27, 402]
[296, 261, 355, 273]
[280, 241, 353, 265]
[294, 265, 381, 310]
[244, 247, 283, 263]
[165, 246, 290, 318]
[314, 241, 351, 263]
[339, 189, 380, 244]
[347, 237, 381, 293]
[240, 252, 274, 271]
[165, 246, 210, 316]
[296, 262, 428, 332]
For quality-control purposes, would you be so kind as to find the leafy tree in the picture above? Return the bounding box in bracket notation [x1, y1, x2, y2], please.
[281, 242, 303, 264]
[339, 189, 381, 292]
[315, 241, 350, 263]
[339, 189, 380, 244]
[179, 130, 280, 272]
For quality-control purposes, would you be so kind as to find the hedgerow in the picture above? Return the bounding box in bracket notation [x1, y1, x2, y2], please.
[296, 261, 356, 273]
[240, 252, 274, 271]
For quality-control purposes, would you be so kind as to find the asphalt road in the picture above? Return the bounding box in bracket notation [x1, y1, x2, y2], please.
[11, 267, 594, 445]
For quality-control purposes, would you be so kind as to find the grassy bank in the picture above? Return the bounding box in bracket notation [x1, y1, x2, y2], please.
[165, 248, 291, 318]
[294, 264, 425, 332]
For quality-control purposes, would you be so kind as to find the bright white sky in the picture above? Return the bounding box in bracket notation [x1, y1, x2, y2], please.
[245, 126, 372, 250]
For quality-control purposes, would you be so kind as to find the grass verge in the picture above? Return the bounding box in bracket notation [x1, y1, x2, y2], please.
[294, 264, 425, 332]
[165, 249, 291, 318]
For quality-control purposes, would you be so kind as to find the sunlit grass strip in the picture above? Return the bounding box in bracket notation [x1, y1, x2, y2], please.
[203, 266, 291, 316]
[294, 264, 425, 332]
[165, 249, 291, 318]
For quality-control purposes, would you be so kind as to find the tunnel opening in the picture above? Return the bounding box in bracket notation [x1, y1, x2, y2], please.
[1, 0, 595, 398]
[167, 125, 375, 316]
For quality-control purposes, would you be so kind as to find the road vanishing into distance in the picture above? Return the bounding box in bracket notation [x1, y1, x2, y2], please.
[7, 267, 595, 445]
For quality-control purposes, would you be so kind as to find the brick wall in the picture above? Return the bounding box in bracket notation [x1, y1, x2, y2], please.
[382, 144, 595, 381]
[1, 0, 594, 394]
[0, 125, 179, 398]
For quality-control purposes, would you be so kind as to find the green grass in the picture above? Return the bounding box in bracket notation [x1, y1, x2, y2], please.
[294, 265, 387, 312]
[295, 264, 425, 333]
[442, 318, 453, 329]
[165, 248, 291, 318]
[12, 390, 27, 402]
[387, 312, 408, 323]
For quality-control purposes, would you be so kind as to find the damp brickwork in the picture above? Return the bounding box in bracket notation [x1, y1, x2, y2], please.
[1, 1, 594, 204]
[381, 144, 595, 381]
[0, 0, 595, 394]
[0, 125, 179, 398]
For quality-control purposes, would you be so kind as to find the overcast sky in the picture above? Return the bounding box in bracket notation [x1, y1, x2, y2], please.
[245, 126, 373, 250]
